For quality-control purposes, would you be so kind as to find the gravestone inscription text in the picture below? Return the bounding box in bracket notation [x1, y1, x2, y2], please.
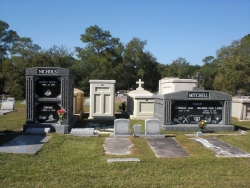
[35, 77, 61, 98]
[171, 101, 223, 124]
[35, 102, 61, 123]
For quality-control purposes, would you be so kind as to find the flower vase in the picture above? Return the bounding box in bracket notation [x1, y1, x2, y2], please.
[200, 128, 203, 133]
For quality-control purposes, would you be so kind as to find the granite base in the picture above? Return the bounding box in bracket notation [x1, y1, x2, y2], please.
[161, 124, 235, 132]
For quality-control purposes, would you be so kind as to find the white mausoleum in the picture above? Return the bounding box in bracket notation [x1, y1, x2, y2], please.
[159, 77, 197, 94]
[88, 80, 116, 120]
[127, 79, 154, 120]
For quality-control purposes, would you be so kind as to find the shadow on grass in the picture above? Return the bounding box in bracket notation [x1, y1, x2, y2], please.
[75, 112, 129, 128]
[233, 125, 250, 131]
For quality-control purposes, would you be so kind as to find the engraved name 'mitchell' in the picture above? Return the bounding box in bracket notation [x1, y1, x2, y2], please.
[37, 69, 58, 75]
[188, 92, 210, 98]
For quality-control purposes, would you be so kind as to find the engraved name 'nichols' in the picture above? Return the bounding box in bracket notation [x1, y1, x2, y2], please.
[188, 92, 210, 98]
[37, 69, 58, 75]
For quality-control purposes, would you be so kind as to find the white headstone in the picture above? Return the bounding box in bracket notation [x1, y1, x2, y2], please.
[145, 119, 161, 135]
[7, 97, 15, 101]
[114, 119, 130, 136]
[1, 101, 15, 110]
[84, 98, 90, 106]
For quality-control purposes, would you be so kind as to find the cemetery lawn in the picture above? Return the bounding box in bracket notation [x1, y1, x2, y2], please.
[0, 102, 250, 187]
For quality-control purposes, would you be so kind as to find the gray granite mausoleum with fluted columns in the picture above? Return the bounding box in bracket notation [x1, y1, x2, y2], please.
[154, 90, 234, 132]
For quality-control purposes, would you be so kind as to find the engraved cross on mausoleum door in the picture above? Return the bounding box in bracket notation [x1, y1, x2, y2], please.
[136, 79, 144, 90]
[192, 72, 204, 89]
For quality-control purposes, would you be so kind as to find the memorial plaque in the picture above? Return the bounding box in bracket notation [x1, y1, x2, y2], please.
[171, 101, 223, 124]
[35, 102, 61, 123]
[35, 77, 61, 98]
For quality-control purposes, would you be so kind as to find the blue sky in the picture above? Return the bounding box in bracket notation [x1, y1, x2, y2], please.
[0, 0, 249, 65]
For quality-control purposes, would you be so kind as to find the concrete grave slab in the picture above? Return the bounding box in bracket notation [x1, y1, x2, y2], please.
[107, 158, 140, 163]
[192, 137, 250, 157]
[71, 128, 99, 137]
[0, 135, 51, 154]
[104, 138, 133, 155]
[147, 137, 189, 158]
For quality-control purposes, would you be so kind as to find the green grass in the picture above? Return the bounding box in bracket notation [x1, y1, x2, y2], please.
[0, 102, 250, 187]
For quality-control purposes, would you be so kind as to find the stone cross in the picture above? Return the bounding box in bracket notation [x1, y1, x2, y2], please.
[192, 72, 204, 88]
[136, 79, 144, 89]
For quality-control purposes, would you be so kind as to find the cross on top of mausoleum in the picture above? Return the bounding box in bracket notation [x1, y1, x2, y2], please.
[136, 79, 144, 89]
[192, 72, 204, 88]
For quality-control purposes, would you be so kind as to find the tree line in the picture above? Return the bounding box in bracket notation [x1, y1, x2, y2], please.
[1, 20, 250, 99]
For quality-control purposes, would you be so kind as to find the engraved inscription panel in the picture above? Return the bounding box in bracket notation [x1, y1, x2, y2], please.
[35, 77, 61, 98]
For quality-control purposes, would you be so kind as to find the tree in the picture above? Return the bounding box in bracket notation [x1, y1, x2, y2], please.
[213, 34, 250, 95]
[5, 38, 75, 99]
[0, 20, 19, 93]
[168, 57, 190, 78]
[74, 25, 123, 93]
[198, 56, 218, 90]
[117, 37, 160, 91]
[157, 63, 169, 78]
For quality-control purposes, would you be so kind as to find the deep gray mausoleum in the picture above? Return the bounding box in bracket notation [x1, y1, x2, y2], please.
[154, 90, 234, 132]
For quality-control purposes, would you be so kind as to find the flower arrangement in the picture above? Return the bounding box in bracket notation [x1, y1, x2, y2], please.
[57, 107, 66, 124]
[198, 120, 207, 130]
